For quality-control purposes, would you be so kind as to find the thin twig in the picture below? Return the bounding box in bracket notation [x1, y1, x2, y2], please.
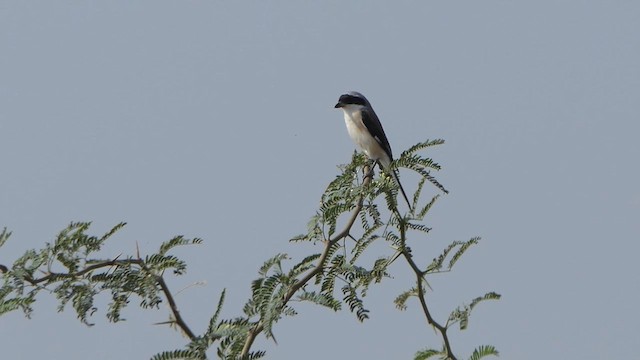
[25, 259, 144, 285]
[156, 274, 196, 340]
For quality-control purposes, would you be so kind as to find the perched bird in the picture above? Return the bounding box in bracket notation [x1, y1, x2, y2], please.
[334, 91, 411, 209]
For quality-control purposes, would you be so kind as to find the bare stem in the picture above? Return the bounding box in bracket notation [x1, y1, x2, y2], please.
[156, 274, 196, 340]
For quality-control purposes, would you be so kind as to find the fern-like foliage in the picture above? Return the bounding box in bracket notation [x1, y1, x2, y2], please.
[341, 284, 370, 321]
[0, 139, 499, 359]
[296, 291, 341, 311]
[150, 349, 205, 360]
[468, 345, 499, 360]
[0, 222, 201, 326]
[447, 292, 502, 330]
[395, 139, 448, 195]
[401, 139, 446, 157]
[394, 287, 418, 311]
[0, 227, 12, 249]
[159, 236, 204, 256]
[415, 347, 445, 360]
[212, 317, 255, 359]
[426, 237, 480, 274]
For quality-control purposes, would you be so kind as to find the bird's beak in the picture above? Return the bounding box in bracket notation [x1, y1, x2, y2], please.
[334, 102, 343, 108]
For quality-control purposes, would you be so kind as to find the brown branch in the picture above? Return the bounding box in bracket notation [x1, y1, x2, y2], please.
[25, 259, 144, 285]
[399, 222, 457, 360]
[156, 274, 196, 340]
[240, 165, 373, 357]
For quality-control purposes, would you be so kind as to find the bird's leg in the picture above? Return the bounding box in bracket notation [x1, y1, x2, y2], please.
[363, 160, 377, 180]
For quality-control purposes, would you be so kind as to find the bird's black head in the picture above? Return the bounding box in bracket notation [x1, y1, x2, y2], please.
[334, 92, 368, 108]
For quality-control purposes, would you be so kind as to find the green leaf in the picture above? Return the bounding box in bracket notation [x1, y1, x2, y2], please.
[150, 349, 205, 360]
[145, 254, 187, 275]
[394, 288, 418, 311]
[427, 241, 465, 273]
[468, 345, 499, 360]
[288, 254, 321, 278]
[297, 291, 341, 311]
[448, 237, 480, 270]
[158, 235, 203, 256]
[258, 254, 288, 276]
[414, 348, 444, 360]
[0, 295, 35, 317]
[98, 222, 127, 243]
[342, 285, 369, 322]
[469, 292, 501, 311]
[204, 289, 226, 340]
[415, 194, 440, 220]
[448, 292, 501, 330]
[401, 139, 445, 157]
[0, 227, 11, 248]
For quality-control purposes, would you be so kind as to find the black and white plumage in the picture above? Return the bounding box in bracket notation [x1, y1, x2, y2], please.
[334, 91, 411, 209]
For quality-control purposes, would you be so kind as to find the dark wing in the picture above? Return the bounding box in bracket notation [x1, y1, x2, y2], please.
[361, 107, 393, 159]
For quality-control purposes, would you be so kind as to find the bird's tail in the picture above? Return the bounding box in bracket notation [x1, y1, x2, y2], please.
[378, 159, 412, 210]
[374, 157, 411, 211]
[391, 169, 412, 210]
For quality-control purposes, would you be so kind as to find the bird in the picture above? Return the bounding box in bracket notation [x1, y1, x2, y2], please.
[334, 91, 411, 209]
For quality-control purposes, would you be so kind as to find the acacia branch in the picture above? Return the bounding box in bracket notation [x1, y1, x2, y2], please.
[24, 259, 144, 285]
[399, 222, 457, 360]
[240, 166, 373, 357]
[155, 273, 196, 340]
[15, 257, 197, 341]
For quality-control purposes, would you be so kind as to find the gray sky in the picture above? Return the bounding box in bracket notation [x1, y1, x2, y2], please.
[1, 1, 639, 359]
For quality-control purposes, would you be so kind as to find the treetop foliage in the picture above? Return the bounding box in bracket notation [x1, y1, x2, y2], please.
[0, 139, 499, 360]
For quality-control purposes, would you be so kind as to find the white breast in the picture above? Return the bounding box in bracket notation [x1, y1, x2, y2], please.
[341, 106, 390, 166]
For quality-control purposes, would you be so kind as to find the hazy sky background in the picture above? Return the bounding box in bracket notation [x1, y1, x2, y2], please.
[1, 2, 639, 359]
